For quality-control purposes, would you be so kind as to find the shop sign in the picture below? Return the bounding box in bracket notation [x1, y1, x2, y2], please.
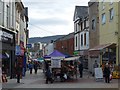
[0, 30, 13, 43]
[26, 44, 32, 48]
[73, 51, 79, 55]
[15, 45, 21, 55]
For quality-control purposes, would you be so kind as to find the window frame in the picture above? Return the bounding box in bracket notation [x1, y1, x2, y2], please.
[109, 8, 114, 21]
[102, 13, 106, 25]
[92, 19, 95, 30]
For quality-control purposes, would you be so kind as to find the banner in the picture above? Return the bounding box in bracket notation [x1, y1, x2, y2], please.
[51, 57, 61, 68]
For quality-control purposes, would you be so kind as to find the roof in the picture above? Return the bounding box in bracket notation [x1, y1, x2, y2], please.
[55, 32, 74, 42]
[73, 6, 88, 21]
[89, 43, 116, 51]
[44, 50, 67, 58]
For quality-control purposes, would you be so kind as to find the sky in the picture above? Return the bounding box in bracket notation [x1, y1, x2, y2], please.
[23, 0, 90, 38]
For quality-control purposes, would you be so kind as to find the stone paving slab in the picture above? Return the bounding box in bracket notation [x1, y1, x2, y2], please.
[2, 69, 119, 89]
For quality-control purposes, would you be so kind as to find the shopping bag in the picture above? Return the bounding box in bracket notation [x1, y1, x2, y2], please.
[110, 74, 112, 81]
[63, 74, 67, 79]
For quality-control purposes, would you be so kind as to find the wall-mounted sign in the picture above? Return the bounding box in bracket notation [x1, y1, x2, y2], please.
[26, 44, 32, 48]
[15, 45, 21, 55]
[0, 29, 13, 43]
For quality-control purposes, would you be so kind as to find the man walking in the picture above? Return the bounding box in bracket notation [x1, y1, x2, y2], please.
[103, 63, 110, 83]
[78, 61, 83, 78]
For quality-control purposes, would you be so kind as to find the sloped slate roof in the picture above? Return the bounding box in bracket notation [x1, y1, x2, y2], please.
[73, 6, 88, 21]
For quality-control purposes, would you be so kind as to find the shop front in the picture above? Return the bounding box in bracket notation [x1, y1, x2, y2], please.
[0, 27, 15, 79]
[89, 43, 117, 72]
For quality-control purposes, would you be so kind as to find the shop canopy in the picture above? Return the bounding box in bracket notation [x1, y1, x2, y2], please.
[44, 50, 67, 59]
[0, 53, 9, 59]
[89, 43, 116, 51]
[89, 43, 116, 57]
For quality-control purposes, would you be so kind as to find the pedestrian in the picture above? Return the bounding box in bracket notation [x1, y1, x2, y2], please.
[93, 60, 99, 76]
[34, 62, 38, 74]
[78, 61, 83, 78]
[16, 63, 22, 83]
[28, 62, 33, 74]
[45, 63, 53, 84]
[103, 63, 110, 83]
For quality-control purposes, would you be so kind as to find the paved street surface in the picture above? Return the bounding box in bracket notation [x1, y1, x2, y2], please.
[2, 69, 119, 89]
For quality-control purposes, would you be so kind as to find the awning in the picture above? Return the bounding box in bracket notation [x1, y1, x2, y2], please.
[64, 56, 80, 61]
[0, 53, 9, 59]
[89, 43, 116, 57]
[89, 43, 116, 51]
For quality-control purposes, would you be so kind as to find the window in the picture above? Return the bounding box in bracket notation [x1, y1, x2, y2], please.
[110, 0, 113, 4]
[6, 5, 9, 28]
[76, 36, 77, 47]
[76, 23, 78, 32]
[84, 33, 86, 45]
[84, 20, 86, 29]
[81, 22, 83, 31]
[102, 13, 106, 24]
[109, 8, 114, 20]
[102, 5, 105, 10]
[81, 34, 83, 46]
[92, 19, 95, 30]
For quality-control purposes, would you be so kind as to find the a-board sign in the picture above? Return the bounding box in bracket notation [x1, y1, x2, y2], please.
[95, 68, 103, 79]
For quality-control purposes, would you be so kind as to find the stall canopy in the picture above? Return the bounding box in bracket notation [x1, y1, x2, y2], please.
[44, 50, 67, 58]
[64, 56, 80, 61]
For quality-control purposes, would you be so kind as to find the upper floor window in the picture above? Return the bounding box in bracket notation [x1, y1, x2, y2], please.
[92, 19, 95, 30]
[102, 13, 106, 24]
[76, 36, 77, 47]
[81, 34, 83, 46]
[84, 20, 86, 29]
[81, 22, 83, 31]
[84, 33, 86, 46]
[6, 5, 9, 28]
[109, 8, 114, 20]
[110, 0, 113, 5]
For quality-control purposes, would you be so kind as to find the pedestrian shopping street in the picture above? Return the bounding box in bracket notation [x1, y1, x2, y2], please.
[2, 69, 118, 89]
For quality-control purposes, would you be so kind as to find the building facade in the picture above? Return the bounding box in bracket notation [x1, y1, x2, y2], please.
[88, 1, 100, 73]
[0, 0, 29, 78]
[99, 1, 119, 66]
[73, 6, 89, 69]
[0, 0, 16, 78]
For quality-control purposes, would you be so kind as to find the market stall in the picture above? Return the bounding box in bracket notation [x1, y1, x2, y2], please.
[44, 50, 79, 82]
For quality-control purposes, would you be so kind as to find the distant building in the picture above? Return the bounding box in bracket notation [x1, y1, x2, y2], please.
[54, 32, 74, 56]
[44, 43, 54, 56]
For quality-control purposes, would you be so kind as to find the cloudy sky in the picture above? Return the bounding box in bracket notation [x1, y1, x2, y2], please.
[23, 0, 90, 38]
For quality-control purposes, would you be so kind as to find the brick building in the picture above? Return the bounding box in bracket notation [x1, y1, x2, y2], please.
[54, 32, 74, 56]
